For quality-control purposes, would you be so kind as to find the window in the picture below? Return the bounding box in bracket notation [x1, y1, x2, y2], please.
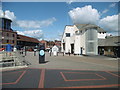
[7, 40, 9, 43]
[7, 33, 9, 37]
[12, 40, 14, 43]
[13, 34, 15, 37]
[108, 49, 111, 52]
[66, 33, 70, 37]
[2, 19, 4, 29]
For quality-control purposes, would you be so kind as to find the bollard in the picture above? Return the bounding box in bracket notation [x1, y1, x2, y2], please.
[63, 52, 64, 56]
[25, 47, 27, 56]
[25, 50, 27, 56]
[34, 51, 36, 56]
[50, 52, 51, 56]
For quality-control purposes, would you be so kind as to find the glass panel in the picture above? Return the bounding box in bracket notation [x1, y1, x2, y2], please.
[88, 42, 94, 52]
[87, 29, 95, 40]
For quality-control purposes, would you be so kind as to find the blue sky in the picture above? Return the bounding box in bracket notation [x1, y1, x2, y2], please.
[1, 2, 119, 40]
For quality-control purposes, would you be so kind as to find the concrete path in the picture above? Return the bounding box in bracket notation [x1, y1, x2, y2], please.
[25, 52, 119, 71]
[1, 51, 119, 89]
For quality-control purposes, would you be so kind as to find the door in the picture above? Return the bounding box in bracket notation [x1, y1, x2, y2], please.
[71, 44, 74, 54]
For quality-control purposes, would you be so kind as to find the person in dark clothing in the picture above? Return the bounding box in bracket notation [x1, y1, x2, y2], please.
[68, 49, 70, 56]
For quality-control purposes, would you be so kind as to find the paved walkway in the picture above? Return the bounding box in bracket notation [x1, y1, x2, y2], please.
[1, 51, 119, 89]
[25, 52, 118, 71]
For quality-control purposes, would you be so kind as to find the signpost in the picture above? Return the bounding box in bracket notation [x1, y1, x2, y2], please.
[39, 45, 45, 63]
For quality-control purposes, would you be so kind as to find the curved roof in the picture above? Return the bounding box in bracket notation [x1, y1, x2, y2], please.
[75, 24, 106, 33]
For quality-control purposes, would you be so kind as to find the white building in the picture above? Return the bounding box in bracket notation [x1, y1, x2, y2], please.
[61, 24, 106, 55]
[52, 45, 59, 56]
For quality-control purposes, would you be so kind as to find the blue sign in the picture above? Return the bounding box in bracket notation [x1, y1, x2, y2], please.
[39, 50, 45, 56]
[6, 44, 12, 52]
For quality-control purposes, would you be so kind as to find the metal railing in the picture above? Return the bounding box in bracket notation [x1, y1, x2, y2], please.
[0, 51, 30, 68]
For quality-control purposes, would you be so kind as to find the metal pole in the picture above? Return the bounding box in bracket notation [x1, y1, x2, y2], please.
[50, 52, 51, 56]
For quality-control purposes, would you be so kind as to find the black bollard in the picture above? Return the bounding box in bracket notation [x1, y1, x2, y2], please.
[63, 52, 64, 56]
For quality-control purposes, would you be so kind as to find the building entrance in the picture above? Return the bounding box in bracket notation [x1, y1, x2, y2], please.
[71, 44, 74, 54]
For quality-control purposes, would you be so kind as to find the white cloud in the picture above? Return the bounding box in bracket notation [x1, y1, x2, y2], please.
[100, 3, 116, 16]
[99, 14, 118, 32]
[0, 9, 16, 21]
[0, 9, 3, 17]
[4, 10, 16, 20]
[17, 31, 25, 35]
[101, 9, 109, 15]
[66, 0, 76, 4]
[68, 5, 118, 35]
[16, 17, 56, 29]
[68, 5, 100, 24]
[109, 3, 116, 8]
[0, 9, 56, 29]
[17, 30, 43, 39]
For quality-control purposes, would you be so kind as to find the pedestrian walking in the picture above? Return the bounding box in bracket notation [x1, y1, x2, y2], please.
[49, 49, 52, 56]
[34, 48, 37, 56]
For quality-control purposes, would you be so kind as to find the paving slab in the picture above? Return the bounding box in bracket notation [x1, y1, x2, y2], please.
[1, 68, 120, 88]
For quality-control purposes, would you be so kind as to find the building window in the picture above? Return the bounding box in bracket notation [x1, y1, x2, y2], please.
[0, 32, 2, 36]
[66, 33, 70, 37]
[7, 33, 9, 37]
[1, 19, 4, 29]
[12, 40, 14, 43]
[13, 34, 15, 37]
[7, 40, 9, 43]
[108, 49, 111, 52]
